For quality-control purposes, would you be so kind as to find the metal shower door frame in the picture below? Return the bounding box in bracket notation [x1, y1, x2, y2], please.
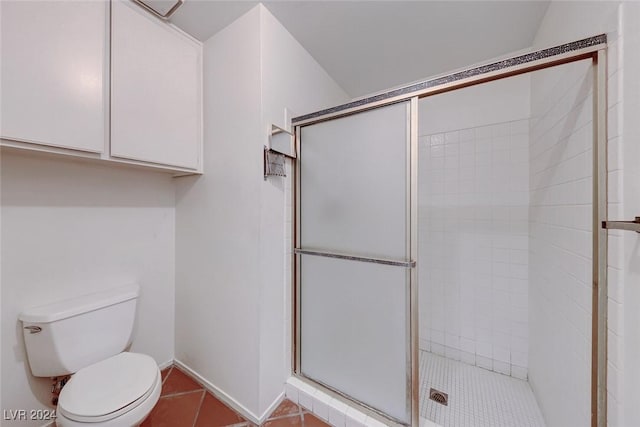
[293, 99, 418, 427]
[291, 34, 609, 427]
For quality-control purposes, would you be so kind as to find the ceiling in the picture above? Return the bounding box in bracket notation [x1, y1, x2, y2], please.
[169, 1, 550, 98]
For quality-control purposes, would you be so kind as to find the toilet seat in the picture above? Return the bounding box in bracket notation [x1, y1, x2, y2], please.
[58, 352, 158, 423]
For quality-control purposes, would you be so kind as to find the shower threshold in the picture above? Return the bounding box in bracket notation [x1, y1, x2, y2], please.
[420, 351, 546, 427]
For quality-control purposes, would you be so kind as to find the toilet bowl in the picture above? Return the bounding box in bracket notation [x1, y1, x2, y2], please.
[55, 353, 160, 427]
[18, 284, 160, 427]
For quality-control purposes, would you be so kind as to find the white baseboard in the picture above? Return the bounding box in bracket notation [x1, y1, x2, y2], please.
[158, 359, 174, 370]
[259, 391, 285, 422]
[173, 359, 284, 424]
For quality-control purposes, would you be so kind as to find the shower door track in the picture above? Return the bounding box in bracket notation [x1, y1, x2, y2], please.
[292, 33, 608, 427]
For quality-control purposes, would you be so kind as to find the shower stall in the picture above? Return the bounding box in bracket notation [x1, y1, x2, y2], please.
[291, 34, 609, 427]
[417, 75, 542, 426]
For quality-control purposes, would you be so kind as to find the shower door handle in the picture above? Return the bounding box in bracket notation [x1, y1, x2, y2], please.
[602, 217, 640, 233]
[294, 248, 416, 268]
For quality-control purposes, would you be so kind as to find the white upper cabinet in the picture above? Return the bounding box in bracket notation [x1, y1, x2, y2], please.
[1, 0, 202, 173]
[110, 1, 202, 170]
[0, 1, 107, 153]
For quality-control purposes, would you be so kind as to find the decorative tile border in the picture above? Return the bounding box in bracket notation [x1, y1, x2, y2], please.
[292, 34, 606, 124]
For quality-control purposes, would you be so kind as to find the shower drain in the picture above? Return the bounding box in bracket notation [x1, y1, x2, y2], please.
[429, 388, 449, 406]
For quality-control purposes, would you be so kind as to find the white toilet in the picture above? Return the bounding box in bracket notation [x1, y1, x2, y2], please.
[19, 284, 161, 427]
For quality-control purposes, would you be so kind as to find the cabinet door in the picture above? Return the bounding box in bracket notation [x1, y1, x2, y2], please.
[0, 1, 107, 153]
[110, 1, 201, 170]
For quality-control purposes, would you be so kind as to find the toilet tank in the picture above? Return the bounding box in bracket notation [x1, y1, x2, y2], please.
[19, 284, 140, 377]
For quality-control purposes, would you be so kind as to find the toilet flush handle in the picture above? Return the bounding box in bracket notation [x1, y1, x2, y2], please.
[24, 326, 42, 334]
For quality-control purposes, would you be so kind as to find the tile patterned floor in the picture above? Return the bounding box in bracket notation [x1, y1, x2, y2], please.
[141, 366, 330, 427]
[419, 351, 546, 427]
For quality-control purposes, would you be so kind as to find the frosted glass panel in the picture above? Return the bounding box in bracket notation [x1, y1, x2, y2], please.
[300, 255, 409, 423]
[300, 101, 409, 259]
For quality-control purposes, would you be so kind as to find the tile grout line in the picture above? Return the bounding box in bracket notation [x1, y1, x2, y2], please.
[161, 366, 173, 386]
[191, 390, 206, 427]
[264, 402, 303, 423]
[247, 402, 304, 427]
[161, 388, 206, 399]
[161, 365, 258, 426]
[265, 412, 303, 422]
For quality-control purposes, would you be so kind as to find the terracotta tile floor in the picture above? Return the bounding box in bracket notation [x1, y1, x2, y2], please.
[141, 366, 331, 427]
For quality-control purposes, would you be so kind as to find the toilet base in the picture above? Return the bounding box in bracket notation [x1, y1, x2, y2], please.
[55, 367, 161, 427]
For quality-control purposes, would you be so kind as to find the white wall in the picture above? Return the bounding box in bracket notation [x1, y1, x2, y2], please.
[532, 1, 620, 49]
[528, 3, 622, 427]
[174, 4, 263, 415]
[258, 6, 350, 414]
[0, 151, 176, 427]
[174, 4, 348, 420]
[418, 76, 531, 379]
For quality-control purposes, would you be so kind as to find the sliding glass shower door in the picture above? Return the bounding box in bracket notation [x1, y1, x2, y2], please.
[295, 100, 417, 425]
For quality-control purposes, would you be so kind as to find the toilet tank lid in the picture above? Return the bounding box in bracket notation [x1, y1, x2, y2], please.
[19, 284, 140, 324]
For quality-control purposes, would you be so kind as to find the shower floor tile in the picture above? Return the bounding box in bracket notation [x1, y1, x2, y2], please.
[420, 351, 546, 427]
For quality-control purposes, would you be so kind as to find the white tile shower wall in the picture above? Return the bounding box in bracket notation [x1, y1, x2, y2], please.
[618, 4, 640, 427]
[528, 59, 593, 427]
[418, 118, 530, 379]
[606, 31, 624, 427]
[529, 2, 625, 426]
